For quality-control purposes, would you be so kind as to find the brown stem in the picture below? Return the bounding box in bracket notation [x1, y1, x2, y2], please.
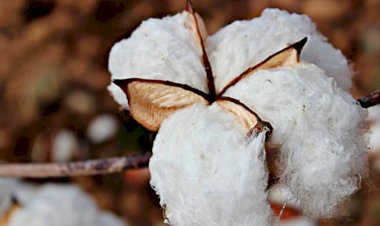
[358, 90, 380, 108]
[0, 152, 151, 178]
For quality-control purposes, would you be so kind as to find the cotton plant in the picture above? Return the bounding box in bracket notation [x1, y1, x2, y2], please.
[0, 178, 126, 226]
[108, 3, 368, 226]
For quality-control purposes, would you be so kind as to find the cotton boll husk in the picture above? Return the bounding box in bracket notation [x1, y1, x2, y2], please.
[149, 103, 273, 226]
[0, 179, 126, 226]
[108, 11, 208, 109]
[206, 8, 352, 92]
[224, 63, 368, 218]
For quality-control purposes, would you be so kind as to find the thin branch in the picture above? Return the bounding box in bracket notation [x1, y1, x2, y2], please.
[2, 90, 378, 179]
[358, 90, 380, 108]
[0, 152, 151, 178]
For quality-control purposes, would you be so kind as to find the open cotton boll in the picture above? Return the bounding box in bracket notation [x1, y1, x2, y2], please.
[206, 8, 352, 92]
[108, 11, 208, 109]
[224, 63, 368, 217]
[0, 179, 126, 226]
[150, 103, 273, 226]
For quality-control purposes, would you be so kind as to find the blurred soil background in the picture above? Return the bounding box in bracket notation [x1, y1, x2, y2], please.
[0, 0, 379, 225]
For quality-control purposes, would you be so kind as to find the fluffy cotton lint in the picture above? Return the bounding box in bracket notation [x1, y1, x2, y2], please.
[224, 63, 368, 217]
[149, 103, 273, 226]
[368, 105, 380, 151]
[206, 8, 352, 92]
[0, 179, 126, 226]
[108, 11, 208, 109]
[268, 184, 316, 226]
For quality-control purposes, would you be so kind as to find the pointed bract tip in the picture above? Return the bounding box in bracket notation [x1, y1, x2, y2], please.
[113, 79, 130, 89]
[185, 0, 194, 13]
[294, 37, 308, 54]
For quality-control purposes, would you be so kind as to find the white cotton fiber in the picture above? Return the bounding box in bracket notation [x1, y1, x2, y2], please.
[0, 178, 35, 217]
[107, 82, 130, 110]
[108, 11, 208, 109]
[268, 184, 316, 226]
[149, 103, 273, 226]
[368, 105, 380, 151]
[0, 179, 126, 226]
[280, 217, 316, 226]
[206, 8, 352, 92]
[224, 63, 368, 217]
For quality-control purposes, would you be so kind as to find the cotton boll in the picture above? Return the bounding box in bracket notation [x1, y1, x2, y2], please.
[225, 63, 368, 217]
[4, 184, 126, 226]
[149, 103, 273, 226]
[108, 11, 208, 109]
[9, 186, 126, 226]
[206, 8, 351, 92]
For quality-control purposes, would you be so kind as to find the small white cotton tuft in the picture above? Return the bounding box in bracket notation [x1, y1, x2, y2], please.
[225, 63, 368, 218]
[207, 8, 352, 92]
[107, 82, 130, 110]
[149, 103, 273, 226]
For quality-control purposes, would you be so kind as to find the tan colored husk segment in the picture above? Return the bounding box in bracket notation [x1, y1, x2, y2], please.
[217, 99, 258, 131]
[0, 203, 21, 226]
[126, 80, 208, 131]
